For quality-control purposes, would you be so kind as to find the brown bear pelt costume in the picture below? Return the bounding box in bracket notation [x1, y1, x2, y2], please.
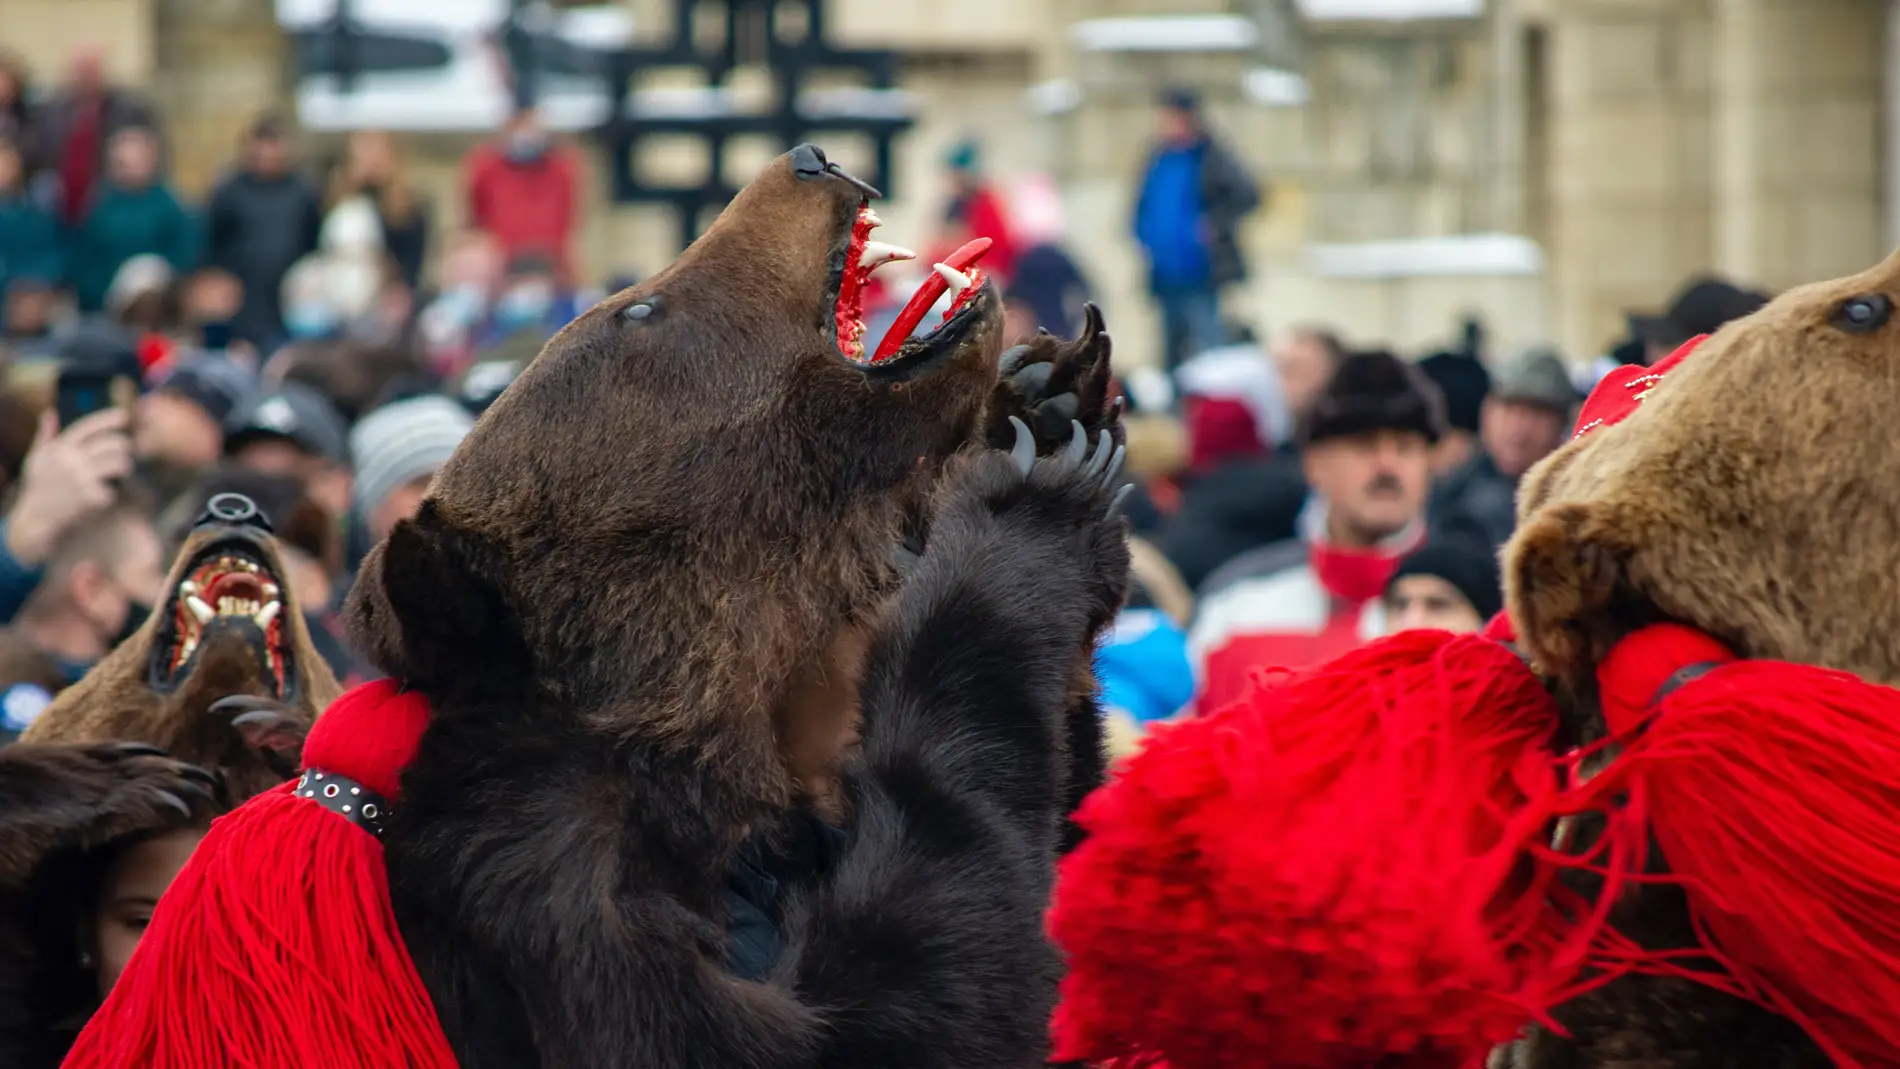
[1496, 255, 1900, 1068]
[314, 146, 1129, 1067]
[0, 491, 339, 1068]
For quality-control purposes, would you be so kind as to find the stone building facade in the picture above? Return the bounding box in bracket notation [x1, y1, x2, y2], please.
[0, 0, 1889, 365]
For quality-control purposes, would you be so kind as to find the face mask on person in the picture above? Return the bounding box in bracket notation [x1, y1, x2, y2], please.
[284, 303, 340, 341]
[504, 132, 549, 164]
[493, 284, 553, 330]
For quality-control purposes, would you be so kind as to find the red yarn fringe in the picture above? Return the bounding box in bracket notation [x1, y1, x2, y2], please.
[1049, 631, 1607, 1069]
[1588, 624, 1900, 1069]
[62, 679, 454, 1069]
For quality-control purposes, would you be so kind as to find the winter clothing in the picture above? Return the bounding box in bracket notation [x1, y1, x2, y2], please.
[1154, 288, 1225, 372]
[349, 395, 474, 516]
[203, 170, 324, 350]
[225, 382, 349, 465]
[1096, 607, 1196, 726]
[1132, 134, 1259, 293]
[1629, 277, 1769, 352]
[1386, 533, 1503, 621]
[464, 140, 582, 285]
[1176, 342, 1293, 461]
[67, 183, 195, 312]
[0, 519, 44, 626]
[1188, 501, 1422, 713]
[37, 89, 162, 223]
[1301, 349, 1445, 448]
[1006, 243, 1091, 338]
[1427, 452, 1517, 550]
[155, 354, 257, 429]
[1159, 449, 1308, 593]
[0, 192, 63, 291]
[1415, 349, 1491, 438]
[1492, 347, 1578, 414]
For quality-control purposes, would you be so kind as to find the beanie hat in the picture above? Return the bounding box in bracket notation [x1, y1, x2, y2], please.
[225, 382, 349, 464]
[156, 355, 256, 427]
[1415, 349, 1490, 435]
[1300, 349, 1444, 447]
[350, 395, 473, 516]
[1177, 343, 1291, 466]
[1386, 533, 1502, 621]
[1491, 346, 1579, 415]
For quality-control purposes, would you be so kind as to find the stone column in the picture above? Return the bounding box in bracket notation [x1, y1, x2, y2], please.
[1711, 0, 1766, 282]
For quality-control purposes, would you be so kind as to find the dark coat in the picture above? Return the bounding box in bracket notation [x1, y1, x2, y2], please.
[1428, 451, 1519, 550]
[203, 171, 323, 350]
[1159, 449, 1307, 593]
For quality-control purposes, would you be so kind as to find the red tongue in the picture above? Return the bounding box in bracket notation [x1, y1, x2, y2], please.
[205, 572, 265, 603]
[870, 237, 991, 364]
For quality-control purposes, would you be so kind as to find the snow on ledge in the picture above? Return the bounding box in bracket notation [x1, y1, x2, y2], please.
[1306, 233, 1543, 279]
[1070, 16, 1259, 53]
[1298, 0, 1484, 20]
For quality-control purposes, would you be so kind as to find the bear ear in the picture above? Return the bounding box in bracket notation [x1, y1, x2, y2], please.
[1503, 501, 1632, 680]
[344, 509, 522, 692]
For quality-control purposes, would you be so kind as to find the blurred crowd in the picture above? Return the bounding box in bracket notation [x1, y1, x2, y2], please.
[0, 47, 1778, 760]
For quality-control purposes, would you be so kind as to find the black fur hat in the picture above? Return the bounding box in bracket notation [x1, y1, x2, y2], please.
[1299, 349, 1445, 447]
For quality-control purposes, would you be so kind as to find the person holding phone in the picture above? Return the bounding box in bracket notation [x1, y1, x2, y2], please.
[0, 408, 136, 625]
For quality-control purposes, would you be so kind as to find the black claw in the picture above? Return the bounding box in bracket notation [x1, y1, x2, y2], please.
[1101, 445, 1127, 489]
[1080, 302, 1104, 340]
[111, 743, 169, 758]
[155, 790, 192, 820]
[998, 344, 1033, 377]
[1064, 420, 1088, 466]
[1107, 484, 1134, 520]
[1008, 416, 1036, 475]
[169, 762, 220, 786]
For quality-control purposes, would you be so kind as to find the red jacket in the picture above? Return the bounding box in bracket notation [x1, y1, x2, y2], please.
[464, 142, 582, 283]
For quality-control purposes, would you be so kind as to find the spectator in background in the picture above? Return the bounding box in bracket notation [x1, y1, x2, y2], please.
[1628, 276, 1769, 366]
[1429, 347, 1576, 549]
[417, 228, 504, 374]
[326, 129, 429, 292]
[223, 382, 352, 523]
[204, 114, 323, 353]
[1132, 86, 1260, 374]
[1157, 326, 1344, 592]
[1003, 173, 1091, 339]
[1188, 350, 1439, 711]
[932, 139, 1017, 285]
[103, 253, 182, 374]
[1270, 325, 1342, 431]
[69, 126, 193, 314]
[0, 52, 47, 188]
[2, 280, 60, 360]
[464, 106, 582, 287]
[40, 45, 162, 225]
[0, 137, 62, 296]
[0, 407, 136, 625]
[134, 354, 255, 504]
[177, 267, 247, 364]
[1416, 346, 1492, 475]
[350, 394, 474, 544]
[479, 253, 582, 350]
[1379, 532, 1501, 636]
[4, 488, 164, 686]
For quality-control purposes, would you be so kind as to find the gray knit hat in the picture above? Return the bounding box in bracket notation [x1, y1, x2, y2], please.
[349, 395, 474, 516]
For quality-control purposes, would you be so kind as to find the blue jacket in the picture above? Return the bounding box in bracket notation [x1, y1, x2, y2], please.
[1131, 135, 1262, 293]
[1096, 607, 1196, 725]
[0, 194, 64, 293]
[0, 519, 44, 626]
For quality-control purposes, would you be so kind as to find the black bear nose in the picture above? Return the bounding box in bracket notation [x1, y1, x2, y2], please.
[790, 143, 828, 179]
[194, 492, 275, 534]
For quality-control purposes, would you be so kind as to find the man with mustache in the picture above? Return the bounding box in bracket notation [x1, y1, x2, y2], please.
[1187, 349, 1443, 713]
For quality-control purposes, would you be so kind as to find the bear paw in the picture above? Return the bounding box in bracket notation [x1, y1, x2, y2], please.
[934, 416, 1133, 636]
[211, 695, 310, 781]
[985, 303, 1121, 455]
[9, 742, 219, 853]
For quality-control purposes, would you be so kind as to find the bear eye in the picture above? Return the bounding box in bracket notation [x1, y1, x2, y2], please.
[1832, 294, 1892, 333]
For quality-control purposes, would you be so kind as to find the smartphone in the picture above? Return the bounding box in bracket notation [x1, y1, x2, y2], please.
[54, 368, 137, 429]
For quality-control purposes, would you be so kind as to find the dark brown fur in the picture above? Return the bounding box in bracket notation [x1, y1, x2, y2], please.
[1502, 250, 1900, 1067]
[346, 148, 1128, 1067]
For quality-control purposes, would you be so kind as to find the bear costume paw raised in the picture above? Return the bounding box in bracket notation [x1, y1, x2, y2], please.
[66, 145, 1132, 1069]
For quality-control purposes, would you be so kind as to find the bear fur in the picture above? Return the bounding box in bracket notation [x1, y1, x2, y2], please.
[0, 497, 339, 1068]
[343, 147, 1129, 1068]
[1498, 251, 1900, 1067]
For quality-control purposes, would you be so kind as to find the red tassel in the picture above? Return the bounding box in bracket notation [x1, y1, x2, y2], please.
[1049, 631, 1601, 1069]
[63, 681, 455, 1069]
[1591, 625, 1900, 1069]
